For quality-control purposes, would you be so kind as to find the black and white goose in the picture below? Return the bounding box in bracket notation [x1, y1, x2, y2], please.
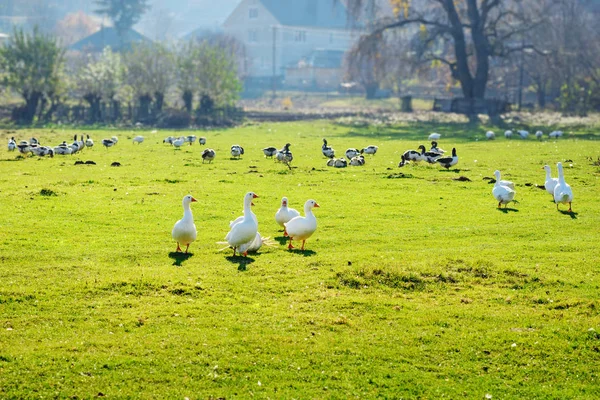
[402, 145, 426, 162]
[327, 158, 347, 168]
[199, 137, 206, 145]
[345, 148, 360, 159]
[8, 137, 16, 151]
[102, 138, 116, 149]
[276, 143, 293, 163]
[423, 149, 442, 164]
[186, 135, 196, 145]
[32, 146, 54, 157]
[350, 155, 365, 166]
[322, 139, 335, 158]
[202, 148, 216, 163]
[262, 146, 278, 158]
[231, 145, 244, 158]
[85, 135, 94, 148]
[17, 140, 31, 154]
[54, 141, 73, 155]
[361, 145, 378, 155]
[429, 141, 445, 155]
[436, 148, 458, 169]
[398, 154, 407, 167]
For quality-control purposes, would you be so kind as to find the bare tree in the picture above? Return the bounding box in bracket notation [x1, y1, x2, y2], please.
[343, 0, 549, 120]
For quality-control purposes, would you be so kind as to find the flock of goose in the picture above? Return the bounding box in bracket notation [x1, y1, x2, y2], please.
[8, 134, 95, 156]
[493, 162, 573, 212]
[172, 193, 319, 256]
[486, 129, 564, 140]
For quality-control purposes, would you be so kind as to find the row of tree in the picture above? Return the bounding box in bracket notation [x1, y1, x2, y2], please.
[344, 0, 600, 118]
[0, 27, 242, 126]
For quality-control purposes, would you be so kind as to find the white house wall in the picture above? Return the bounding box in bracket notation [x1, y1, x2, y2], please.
[223, 0, 359, 77]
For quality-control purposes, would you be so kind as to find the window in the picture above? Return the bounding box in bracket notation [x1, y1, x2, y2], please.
[248, 30, 258, 42]
[294, 30, 306, 42]
[249, 7, 258, 19]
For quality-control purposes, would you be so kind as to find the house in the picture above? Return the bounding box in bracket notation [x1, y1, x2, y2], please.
[222, 0, 360, 79]
[285, 49, 346, 90]
[69, 26, 152, 53]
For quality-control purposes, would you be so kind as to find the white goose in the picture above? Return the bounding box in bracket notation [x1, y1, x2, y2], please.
[543, 165, 558, 197]
[428, 132, 441, 140]
[225, 192, 259, 256]
[492, 170, 516, 208]
[535, 131, 543, 140]
[171, 195, 198, 253]
[553, 162, 573, 212]
[285, 199, 319, 251]
[504, 130, 513, 139]
[486, 131, 495, 140]
[493, 170, 515, 190]
[172, 137, 185, 148]
[275, 197, 300, 235]
[133, 136, 144, 144]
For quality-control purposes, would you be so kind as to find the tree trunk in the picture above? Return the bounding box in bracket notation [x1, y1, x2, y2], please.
[138, 94, 152, 121]
[154, 91, 164, 114]
[182, 90, 193, 113]
[21, 91, 42, 124]
[84, 93, 102, 122]
[365, 82, 378, 99]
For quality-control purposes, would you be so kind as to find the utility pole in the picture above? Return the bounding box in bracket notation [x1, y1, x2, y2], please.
[272, 25, 277, 99]
[517, 38, 525, 111]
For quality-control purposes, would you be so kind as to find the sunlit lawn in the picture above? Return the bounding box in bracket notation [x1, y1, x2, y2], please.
[1, 120, 599, 398]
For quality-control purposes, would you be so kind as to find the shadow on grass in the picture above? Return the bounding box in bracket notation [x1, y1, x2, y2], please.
[439, 168, 465, 173]
[287, 248, 316, 257]
[225, 255, 255, 271]
[168, 252, 193, 266]
[274, 235, 288, 245]
[558, 210, 578, 219]
[497, 207, 519, 213]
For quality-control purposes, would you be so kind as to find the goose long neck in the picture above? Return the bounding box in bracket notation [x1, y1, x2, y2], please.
[304, 204, 313, 218]
[557, 164, 565, 183]
[182, 202, 193, 221]
[544, 167, 551, 180]
[243, 197, 253, 217]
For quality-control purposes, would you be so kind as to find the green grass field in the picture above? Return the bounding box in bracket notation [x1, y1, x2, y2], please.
[1, 121, 599, 399]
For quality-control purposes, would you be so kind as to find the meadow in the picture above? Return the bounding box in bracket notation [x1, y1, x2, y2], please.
[1, 120, 599, 399]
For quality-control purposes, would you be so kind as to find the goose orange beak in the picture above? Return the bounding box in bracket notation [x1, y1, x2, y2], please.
[314, 203, 320, 208]
[191, 197, 198, 202]
[253, 194, 259, 198]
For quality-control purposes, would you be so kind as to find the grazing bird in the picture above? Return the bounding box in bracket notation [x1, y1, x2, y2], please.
[285, 199, 319, 251]
[54, 142, 73, 155]
[553, 162, 573, 212]
[275, 197, 300, 236]
[276, 143, 293, 163]
[262, 146, 278, 158]
[230, 144, 244, 158]
[199, 137, 207, 145]
[361, 145, 378, 155]
[428, 132, 441, 140]
[486, 131, 496, 140]
[31, 146, 54, 157]
[535, 131, 543, 140]
[345, 148, 360, 159]
[172, 137, 185, 148]
[171, 195, 197, 253]
[549, 130, 563, 139]
[201, 148, 216, 163]
[85, 135, 94, 148]
[492, 170, 516, 208]
[111, 136, 119, 145]
[398, 154, 407, 167]
[429, 141, 445, 155]
[163, 136, 174, 144]
[422, 149, 441, 164]
[403, 145, 426, 162]
[186, 135, 196, 145]
[436, 148, 458, 169]
[29, 137, 39, 145]
[133, 136, 144, 144]
[102, 139, 115, 149]
[322, 139, 335, 158]
[543, 165, 558, 197]
[350, 155, 365, 166]
[517, 130, 529, 139]
[504, 130, 513, 139]
[17, 141, 31, 154]
[225, 192, 259, 256]
[8, 137, 16, 151]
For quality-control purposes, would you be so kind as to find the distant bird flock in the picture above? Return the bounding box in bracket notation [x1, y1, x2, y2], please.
[6, 127, 576, 257]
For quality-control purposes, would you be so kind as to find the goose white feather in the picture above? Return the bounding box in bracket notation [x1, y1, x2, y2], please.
[284, 199, 319, 250]
[225, 192, 259, 256]
[553, 162, 573, 212]
[171, 195, 197, 253]
[492, 170, 516, 208]
[275, 197, 300, 235]
[543, 165, 558, 197]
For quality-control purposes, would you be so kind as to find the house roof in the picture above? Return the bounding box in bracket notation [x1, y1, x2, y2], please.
[69, 26, 152, 52]
[260, 0, 356, 29]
